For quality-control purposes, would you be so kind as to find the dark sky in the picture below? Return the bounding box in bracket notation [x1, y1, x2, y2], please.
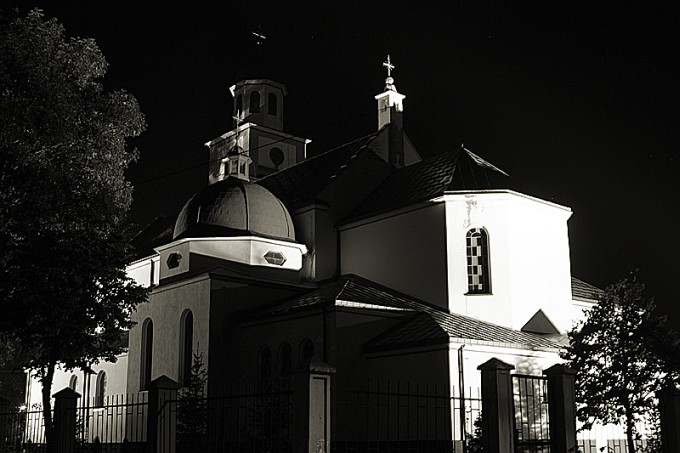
[9, 2, 680, 327]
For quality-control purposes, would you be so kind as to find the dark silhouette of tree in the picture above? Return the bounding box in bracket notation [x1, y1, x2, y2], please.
[0, 9, 148, 452]
[562, 274, 680, 453]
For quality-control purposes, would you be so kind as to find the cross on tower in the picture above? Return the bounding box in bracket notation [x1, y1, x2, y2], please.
[252, 28, 267, 46]
[383, 55, 395, 77]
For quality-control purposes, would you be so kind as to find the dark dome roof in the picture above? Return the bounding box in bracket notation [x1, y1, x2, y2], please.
[173, 178, 295, 241]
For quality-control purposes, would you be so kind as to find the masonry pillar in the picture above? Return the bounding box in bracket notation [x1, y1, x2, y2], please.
[0, 395, 10, 453]
[292, 358, 336, 453]
[147, 375, 181, 453]
[657, 386, 680, 453]
[477, 358, 515, 453]
[543, 364, 577, 453]
[53, 387, 80, 453]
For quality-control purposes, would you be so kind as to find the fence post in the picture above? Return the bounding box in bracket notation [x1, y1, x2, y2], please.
[147, 375, 181, 453]
[292, 358, 336, 453]
[53, 387, 81, 453]
[477, 358, 515, 453]
[543, 364, 577, 453]
[0, 395, 10, 453]
[657, 386, 680, 453]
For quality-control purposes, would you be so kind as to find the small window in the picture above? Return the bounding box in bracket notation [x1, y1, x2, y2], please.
[249, 91, 260, 113]
[299, 339, 314, 366]
[466, 228, 491, 294]
[94, 371, 107, 407]
[268, 93, 278, 116]
[140, 318, 154, 390]
[235, 95, 243, 117]
[179, 310, 193, 385]
[279, 343, 292, 378]
[69, 375, 78, 392]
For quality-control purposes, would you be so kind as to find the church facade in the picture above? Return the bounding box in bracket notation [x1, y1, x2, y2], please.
[26, 59, 603, 445]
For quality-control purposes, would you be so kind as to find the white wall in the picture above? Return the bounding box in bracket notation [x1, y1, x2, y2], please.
[443, 191, 574, 332]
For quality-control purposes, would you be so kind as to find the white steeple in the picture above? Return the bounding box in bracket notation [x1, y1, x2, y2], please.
[374, 55, 405, 130]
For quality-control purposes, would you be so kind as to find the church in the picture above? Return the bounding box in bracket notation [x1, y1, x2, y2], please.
[27, 57, 603, 446]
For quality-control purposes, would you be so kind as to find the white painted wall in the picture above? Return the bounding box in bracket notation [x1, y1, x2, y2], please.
[442, 191, 574, 332]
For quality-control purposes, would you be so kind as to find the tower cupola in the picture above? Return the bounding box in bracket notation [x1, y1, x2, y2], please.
[374, 55, 405, 130]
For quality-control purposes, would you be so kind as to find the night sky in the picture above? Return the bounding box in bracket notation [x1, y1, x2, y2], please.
[8, 2, 680, 327]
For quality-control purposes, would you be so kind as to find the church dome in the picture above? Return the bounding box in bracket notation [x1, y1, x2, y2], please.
[173, 178, 295, 241]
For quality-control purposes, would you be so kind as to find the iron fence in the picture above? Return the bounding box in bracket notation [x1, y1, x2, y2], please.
[332, 377, 482, 453]
[0, 408, 46, 452]
[512, 373, 551, 453]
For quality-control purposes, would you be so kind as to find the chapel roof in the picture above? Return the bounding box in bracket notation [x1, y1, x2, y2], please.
[345, 147, 515, 222]
[253, 274, 560, 351]
[257, 131, 384, 212]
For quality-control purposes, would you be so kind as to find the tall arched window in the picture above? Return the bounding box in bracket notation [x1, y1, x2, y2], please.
[268, 93, 278, 116]
[466, 228, 491, 294]
[69, 375, 78, 392]
[249, 91, 260, 113]
[94, 371, 107, 407]
[179, 310, 194, 385]
[299, 339, 314, 367]
[140, 318, 154, 390]
[258, 346, 272, 388]
[278, 343, 292, 378]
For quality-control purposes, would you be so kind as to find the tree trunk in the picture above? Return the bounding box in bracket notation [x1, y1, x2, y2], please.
[624, 407, 636, 453]
[41, 363, 56, 453]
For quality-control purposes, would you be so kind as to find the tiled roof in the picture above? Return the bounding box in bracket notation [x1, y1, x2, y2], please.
[345, 147, 514, 222]
[257, 131, 384, 212]
[257, 274, 560, 351]
[571, 277, 604, 301]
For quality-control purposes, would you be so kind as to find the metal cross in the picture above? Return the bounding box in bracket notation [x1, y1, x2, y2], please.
[252, 28, 267, 46]
[232, 109, 243, 129]
[383, 55, 395, 77]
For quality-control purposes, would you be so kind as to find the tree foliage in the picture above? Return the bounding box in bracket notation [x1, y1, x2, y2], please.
[562, 274, 680, 453]
[177, 352, 208, 453]
[0, 8, 148, 448]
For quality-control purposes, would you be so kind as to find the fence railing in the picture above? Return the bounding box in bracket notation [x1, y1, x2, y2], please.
[512, 373, 551, 453]
[0, 407, 46, 452]
[332, 377, 482, 453]
[77, 392, 149, 450]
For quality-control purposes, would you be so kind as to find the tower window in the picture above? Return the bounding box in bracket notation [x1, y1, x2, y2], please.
[268, 93, 278, 116]
[140, 318, 153, 390]
[466, 228, 491, 294]
[235, 95, 243, 117]
[249, 91, 260, 113]
[179, 310, 193, 385]
[94, 371, 107, 407]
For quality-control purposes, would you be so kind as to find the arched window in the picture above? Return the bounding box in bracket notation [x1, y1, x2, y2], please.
[278, 343, 292, 378]
[140, 318, 154, 390]
[258, 346, 272, 387]
[466, 228, 491, 294]
[268, 93, 278, 116]
[299, 339, 314, 366]
[179, 310, 194, 385]
[94, 371, 106, 407]
[249, 91, 260, 113]
[69, 375, 78, 392]
[235, 95, 243, 117]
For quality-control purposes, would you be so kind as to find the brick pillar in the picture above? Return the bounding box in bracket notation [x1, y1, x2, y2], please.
[543, 364, 577, 453]
[477, 358, 515, 453]
[53, 387, 81, 453]
[657, 386, 680, 453]
[147, 375, 181, 453]
[0, 395, 10, 453]
[292, 358, 336, 453]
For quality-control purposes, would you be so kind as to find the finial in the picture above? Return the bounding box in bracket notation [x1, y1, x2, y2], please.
[382, 55, 397, 91]
[252, 27, 267, 46]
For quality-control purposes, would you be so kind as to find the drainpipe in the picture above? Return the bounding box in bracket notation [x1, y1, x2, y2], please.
[457, 344, 467, 450]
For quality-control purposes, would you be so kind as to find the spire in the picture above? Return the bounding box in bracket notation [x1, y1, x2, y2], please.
[375, 55, 405, 131]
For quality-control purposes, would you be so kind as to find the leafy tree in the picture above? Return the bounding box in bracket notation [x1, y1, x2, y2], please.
[0, 9, 148, 451]
[562, 274, 680, 453]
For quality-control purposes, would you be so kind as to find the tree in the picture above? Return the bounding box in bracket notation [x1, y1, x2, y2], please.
[562, 274, 680, 453]
[0, 9, 148, 451]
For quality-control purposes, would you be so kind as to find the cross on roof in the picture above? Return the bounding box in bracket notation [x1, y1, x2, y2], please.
[252, 28, 267, 46]
[232, 109, 244, 129]
[383, 55, 395, 77]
